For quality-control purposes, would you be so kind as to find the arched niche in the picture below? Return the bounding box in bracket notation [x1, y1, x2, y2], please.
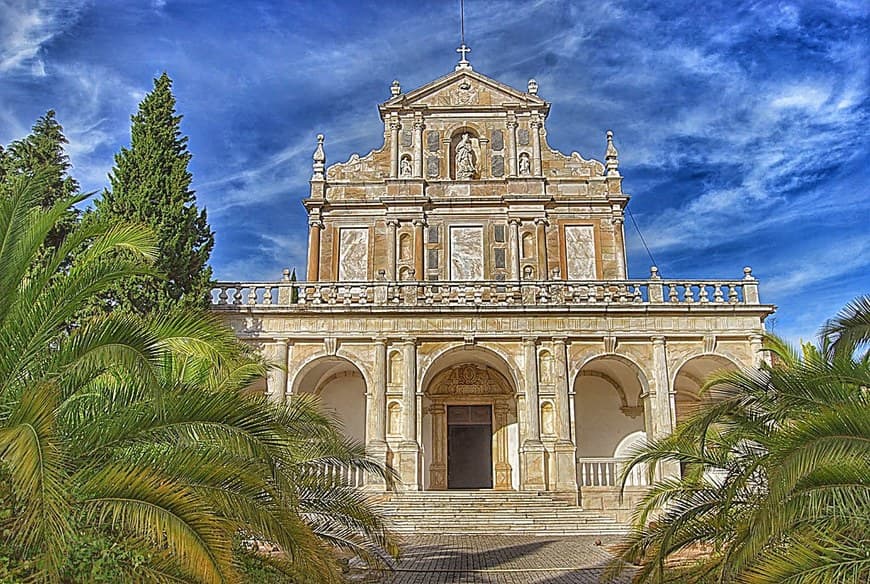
[449, 128, 481, 180]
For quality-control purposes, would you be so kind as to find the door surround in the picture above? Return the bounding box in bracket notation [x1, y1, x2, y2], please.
[426, 363, 515, 490]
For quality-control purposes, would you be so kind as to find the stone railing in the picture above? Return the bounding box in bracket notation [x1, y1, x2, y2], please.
[211, 267, 762, 309]
[577, 457, 648, 488]
[310, 462, 366, 489]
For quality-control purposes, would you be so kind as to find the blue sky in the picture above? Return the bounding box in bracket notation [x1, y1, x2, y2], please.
[1, 0, 867, 342]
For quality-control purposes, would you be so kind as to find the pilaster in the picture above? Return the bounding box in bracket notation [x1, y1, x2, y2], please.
[552, 336, 577, 494]
[521, 336, 546, 490]
[398, 337, 420, 489]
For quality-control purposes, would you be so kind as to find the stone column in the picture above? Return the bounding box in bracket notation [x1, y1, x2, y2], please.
[651, 336, 679, 480]
[265, 339, 289, 404]
[521, 337, 546, 490]
[398, 337, 420, 489]
[306, 220, 322, 282]
[413, 119, 424, 178]
[509, 219, 522, 280]
[612, 212, 627, 279]
[389, 118, 400, 178]
[494, 402, 513, 490]
[428, 403, 447, 489]
[506, 116, 518, 177]
[535, 218, 549, 280]
[365, 338, 389, 488]
[531, 114, 543, 176]
[386, 219, 399, 281]
[413, 219, 425, 281]
[552, 337, 578, 494]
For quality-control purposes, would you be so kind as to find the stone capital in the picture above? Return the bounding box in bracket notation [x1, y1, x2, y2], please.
[522, 336, 538, 346]
[651, 336, 666, 346]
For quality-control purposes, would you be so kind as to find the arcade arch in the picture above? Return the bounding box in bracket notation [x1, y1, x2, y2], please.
[573, 355, 648, 459]
[672, 354, 740, 424]
[293, 356, 367, 445]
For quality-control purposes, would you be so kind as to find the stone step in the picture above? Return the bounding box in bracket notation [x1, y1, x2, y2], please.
[376, 491, 626, 536]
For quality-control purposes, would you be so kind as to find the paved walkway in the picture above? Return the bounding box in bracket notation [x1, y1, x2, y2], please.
[367, 535, 634, 583]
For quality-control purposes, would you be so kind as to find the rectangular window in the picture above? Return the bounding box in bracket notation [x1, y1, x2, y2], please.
[428, 226, 439, 243]
[494, 225, 505, 243]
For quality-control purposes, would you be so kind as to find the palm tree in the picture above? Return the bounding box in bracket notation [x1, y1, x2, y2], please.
[609, 301, 870, 583]
[0, 173, 396, 583]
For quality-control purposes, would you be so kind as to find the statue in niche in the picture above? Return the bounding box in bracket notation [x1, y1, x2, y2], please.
[400, 156, 412, 177]
[455, 132, 476, 179]
[519, 152, 531, 175]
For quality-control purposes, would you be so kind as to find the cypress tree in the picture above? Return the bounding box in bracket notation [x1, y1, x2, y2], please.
[0, 110, 80, 252]
[96, 72, 214, 315]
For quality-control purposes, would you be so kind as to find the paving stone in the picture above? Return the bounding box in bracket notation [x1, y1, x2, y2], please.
[367, 535, 634, 583]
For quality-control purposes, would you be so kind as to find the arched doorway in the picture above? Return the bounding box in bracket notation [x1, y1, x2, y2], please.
[422, 348, 518, 491]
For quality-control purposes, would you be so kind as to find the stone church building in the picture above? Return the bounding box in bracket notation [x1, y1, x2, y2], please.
[212, 56, 773, 520]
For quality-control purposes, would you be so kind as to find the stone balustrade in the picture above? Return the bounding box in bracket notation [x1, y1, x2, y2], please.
[576, 457, 648, 488]
[211, 269, 762, 309]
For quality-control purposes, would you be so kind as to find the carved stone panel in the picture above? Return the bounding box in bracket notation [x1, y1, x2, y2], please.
[518, 128, 530, 146]
[427, 155, 440, 177]
[338, 227, 368, 281]
[427, 130, 440, 152]
[401, 130, 412, 147]
[449, 226, 484, 281]
[491, 129, 504, 151]
[491, 155, 504, 177]
[565, 225, 596, 279]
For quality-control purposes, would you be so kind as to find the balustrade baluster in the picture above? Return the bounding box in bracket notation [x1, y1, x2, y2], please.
[713, 284, 724, 303]
[218, 287, 228, 305]
[263, 287, 273, 305]
[233, 288, 243, 305]
[698, 284, 709, 303]
[668, 283, 679, 303]
[683, 284, 695, 303]
[728, 284, 739, 304]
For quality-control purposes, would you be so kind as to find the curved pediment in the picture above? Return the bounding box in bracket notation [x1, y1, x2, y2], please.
[427, 364, 513, 397]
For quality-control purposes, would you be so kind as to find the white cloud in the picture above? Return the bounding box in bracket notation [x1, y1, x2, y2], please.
[0, 0, 88, 74]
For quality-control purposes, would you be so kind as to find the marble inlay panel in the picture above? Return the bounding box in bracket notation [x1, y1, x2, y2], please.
[338, 227, 369, 281]
[450, 226, 484, 281]
[565, 225, 596, 279]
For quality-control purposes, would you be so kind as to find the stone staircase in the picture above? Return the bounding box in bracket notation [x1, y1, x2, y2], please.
[374, 491, 628, 536]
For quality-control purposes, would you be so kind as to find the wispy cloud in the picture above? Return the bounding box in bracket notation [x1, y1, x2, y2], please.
[0, 0, 87, 74]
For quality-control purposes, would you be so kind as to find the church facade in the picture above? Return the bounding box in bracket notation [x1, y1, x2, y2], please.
[212, 59, 774, 518]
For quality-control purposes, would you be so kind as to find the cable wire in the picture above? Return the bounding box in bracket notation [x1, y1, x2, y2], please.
[627, 207, 659, 276]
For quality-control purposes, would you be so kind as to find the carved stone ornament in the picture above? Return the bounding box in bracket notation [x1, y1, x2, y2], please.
[428, 364, 512, 396]
[450, 79, 479, 105]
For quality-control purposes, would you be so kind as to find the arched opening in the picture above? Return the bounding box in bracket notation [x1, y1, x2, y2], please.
[292, 356, 367, 445]
[421, 346, 519, 491]
[673, 354, 740, 424]
[574, 355, 648, 487]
